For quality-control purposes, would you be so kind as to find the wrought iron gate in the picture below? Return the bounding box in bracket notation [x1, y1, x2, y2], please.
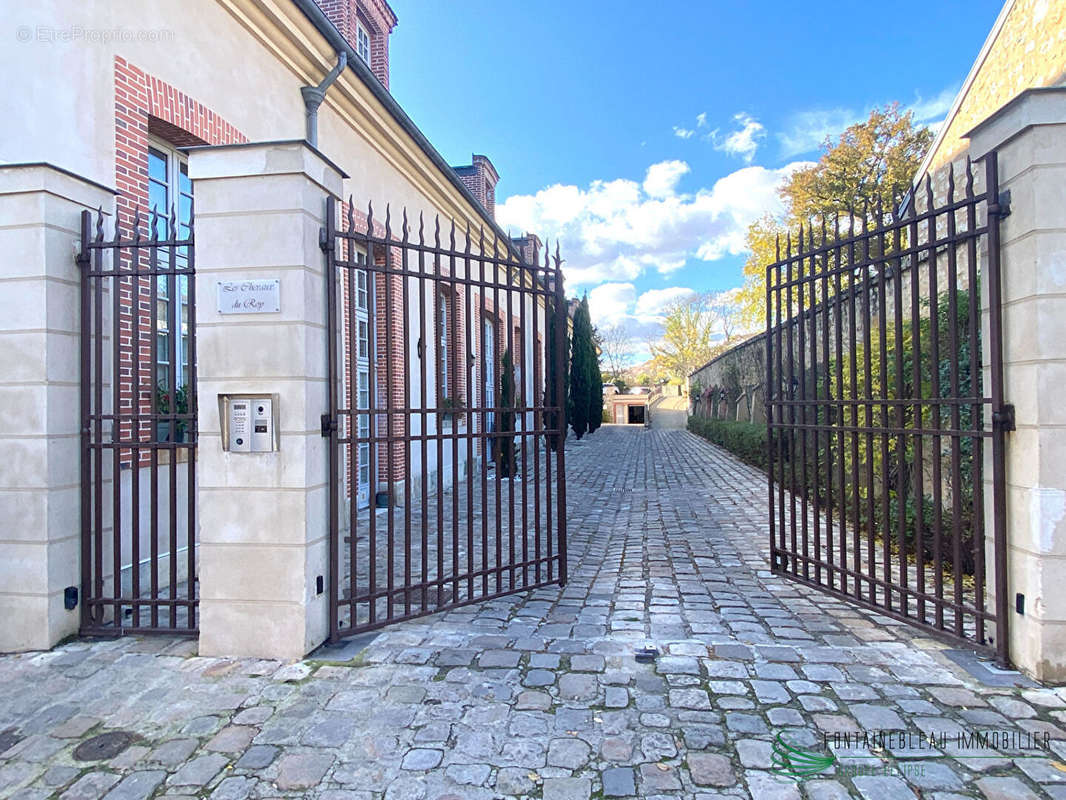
[766, 154, 1010, 665]
[78, 207, 198, 635]
[322, 197, 568, 638]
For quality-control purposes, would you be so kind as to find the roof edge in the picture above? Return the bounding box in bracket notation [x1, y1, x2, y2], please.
[912, 0, 1016, 184]
[289, 0, 521, 257]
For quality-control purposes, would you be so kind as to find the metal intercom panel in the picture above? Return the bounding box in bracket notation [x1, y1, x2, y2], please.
[220, 394, 278, 452]
[228, 399, 252, 452]
[251, 399, 273, 452]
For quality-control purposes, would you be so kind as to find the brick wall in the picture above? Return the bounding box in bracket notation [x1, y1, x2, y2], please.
[332, 212, 548, 498]
[113, 56, 246, 465]
[314, 0, 397, 89]
[511, 233, 542, 267]
[335, 203, 406, 489]
[453, 155, 499, 220]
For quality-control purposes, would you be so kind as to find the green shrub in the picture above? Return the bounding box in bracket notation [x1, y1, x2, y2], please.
[687, 416, 768, 471]
[688, 414, 976, 576]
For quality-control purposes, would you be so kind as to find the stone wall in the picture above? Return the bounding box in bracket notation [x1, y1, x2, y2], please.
[689, 335, 767, 424]
[690, 155, 986, 428]
[928, 0, 1066, 173]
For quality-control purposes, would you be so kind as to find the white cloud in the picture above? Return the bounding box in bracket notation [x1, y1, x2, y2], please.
[634, 287, 696, 317]
[907, 85, 958, 123]
[586, 284, 699, 347]
[497, 159, 807, 292]
[672, 111, 709, 141]
[711, 113, 766, 163]
[642, 160, 690, 199]
[588, 282, 637, 326]
[777, 107, 861, 158]
[776, 83, 961, 158]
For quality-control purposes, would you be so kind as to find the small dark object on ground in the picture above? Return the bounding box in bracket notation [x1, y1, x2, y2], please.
[635, 643, 659, 663]
[73, 731, 133, 762]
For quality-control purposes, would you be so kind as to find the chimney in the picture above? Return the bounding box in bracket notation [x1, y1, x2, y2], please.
[453, 154, 500, 219]
[510, 232, 542, 266]
[314, 0, 397, 90]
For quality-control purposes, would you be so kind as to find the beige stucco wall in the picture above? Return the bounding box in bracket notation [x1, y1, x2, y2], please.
[0, 165, 114, 651]
[928, 0, 1066, 172]
[968, 89, 1066, 681]
[191, 142, 341, 659]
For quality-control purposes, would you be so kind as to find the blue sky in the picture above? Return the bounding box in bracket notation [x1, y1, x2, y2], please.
[389, 0, 1003, 342]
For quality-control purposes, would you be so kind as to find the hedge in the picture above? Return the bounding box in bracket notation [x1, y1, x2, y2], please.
[687, 416, 768, 471]
[687, 414, 975, 575]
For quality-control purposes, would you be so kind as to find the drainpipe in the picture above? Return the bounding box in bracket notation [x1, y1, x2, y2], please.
[301, 51, 348, 148]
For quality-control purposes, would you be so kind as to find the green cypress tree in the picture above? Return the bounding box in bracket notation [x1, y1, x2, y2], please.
[544, 297, 569, 452]
[568, 295, 595, 439]
[589, 328, 604, 434]
[498, 347, 517, 477]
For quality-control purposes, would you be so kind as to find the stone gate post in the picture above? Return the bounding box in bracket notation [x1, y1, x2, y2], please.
[968, 88, 1066, 681]
[188, 141, 344, 660]
[0, 165, 115, 651]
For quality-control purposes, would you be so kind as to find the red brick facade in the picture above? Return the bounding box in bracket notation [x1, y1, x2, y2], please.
[453, 155, 499, 219]
[113, 56, 246, 464]
[333, 205, 537, 496]
[107, 31, 527, 500]
[314, 0, 397, 89]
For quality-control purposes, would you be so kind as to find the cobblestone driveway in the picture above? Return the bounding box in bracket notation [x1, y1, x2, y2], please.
[2, 427, 1065, 800]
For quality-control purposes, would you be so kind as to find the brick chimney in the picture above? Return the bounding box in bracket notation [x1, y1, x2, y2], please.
[315, 0, 398, 89]
[511, 232, 542, 266]
[453, 154, 500, 219]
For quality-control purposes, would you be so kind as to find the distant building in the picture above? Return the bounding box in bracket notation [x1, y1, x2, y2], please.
[606, 388, 650, 425]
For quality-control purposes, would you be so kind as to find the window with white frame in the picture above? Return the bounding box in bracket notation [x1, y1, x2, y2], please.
[438, 289, 449, 400]
[147, 140, 193, 441]
[356, 23, 371, 65]
[352, 252, 371, 505]
[513, 325, 523, 403]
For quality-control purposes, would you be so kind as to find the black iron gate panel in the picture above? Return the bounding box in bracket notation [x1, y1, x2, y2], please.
[765, 154, 1010, 665]
[78, 207, 198, 635]
[323, 197, 568, 638]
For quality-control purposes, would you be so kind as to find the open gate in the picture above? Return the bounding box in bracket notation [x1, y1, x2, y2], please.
[322, 197, 568, 638]
[78, 206, 198, 635]
[765, 154, 1011, 665]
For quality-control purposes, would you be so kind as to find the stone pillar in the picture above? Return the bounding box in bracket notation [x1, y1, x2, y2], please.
[968, 88, 1066, 681]
[189, 141, 344, 660]
[0, 164, 115, 651]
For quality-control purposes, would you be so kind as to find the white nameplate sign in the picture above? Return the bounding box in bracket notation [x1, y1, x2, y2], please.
[217, 279, 281, 314]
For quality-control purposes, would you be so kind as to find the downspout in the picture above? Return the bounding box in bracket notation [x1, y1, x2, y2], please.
[301, 51, 348, 148]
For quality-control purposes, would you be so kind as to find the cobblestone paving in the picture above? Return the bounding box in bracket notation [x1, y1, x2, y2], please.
[2, 426, 1066, 800]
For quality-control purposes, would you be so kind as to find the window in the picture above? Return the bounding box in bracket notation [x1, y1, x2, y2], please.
[354, 260, 369, 359]
[513, 325, 523, 402]
[356, 267, 368, 310]
[352, 251, 371, 505]
[148, 141, 193, 441]
[438, 290, 450, 399]
[356, 23, 371, 65]
[357, 371, 370, 489]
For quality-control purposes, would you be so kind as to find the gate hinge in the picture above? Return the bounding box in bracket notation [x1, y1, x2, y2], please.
[993, 404, 1015, 432]
[989, 189, 1011, 219]
[319, 226, 331, 252]
[320, 413, 337, 438]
